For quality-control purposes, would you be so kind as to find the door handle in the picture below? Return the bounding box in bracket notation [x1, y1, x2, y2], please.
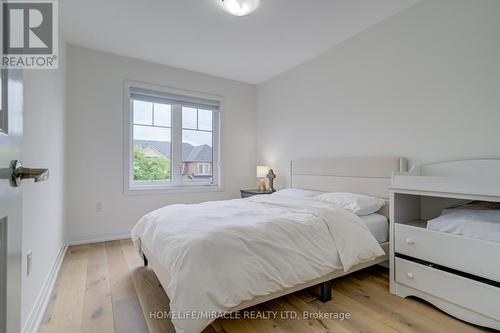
[0, 160, 49, 187]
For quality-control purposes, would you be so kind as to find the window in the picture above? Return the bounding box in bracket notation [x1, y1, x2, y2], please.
[197, 163, 211, 175]
[125, 82, 221, 192]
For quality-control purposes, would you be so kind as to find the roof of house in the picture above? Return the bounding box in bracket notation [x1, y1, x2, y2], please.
[134, 140, 212, 162]
[183, 144, 212, 162]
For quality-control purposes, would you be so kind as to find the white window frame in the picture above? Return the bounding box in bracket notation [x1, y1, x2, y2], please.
[197, 163, 211, 175]
[124, 80, 222, 194]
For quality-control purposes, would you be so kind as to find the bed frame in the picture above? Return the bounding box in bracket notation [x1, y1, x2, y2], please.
[141, 156, 407, 311]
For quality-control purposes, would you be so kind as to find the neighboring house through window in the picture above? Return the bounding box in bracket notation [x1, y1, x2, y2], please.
[124, 81, 221, 192]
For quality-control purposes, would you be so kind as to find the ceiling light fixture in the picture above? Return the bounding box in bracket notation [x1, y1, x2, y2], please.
[221, 0, 260, 16]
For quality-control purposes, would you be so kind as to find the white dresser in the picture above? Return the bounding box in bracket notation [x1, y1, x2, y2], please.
[389, 159, 500, 330]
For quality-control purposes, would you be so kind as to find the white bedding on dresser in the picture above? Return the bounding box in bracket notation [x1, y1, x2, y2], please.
[427, 208, 500, 243]
[360, 213, 389, 243]
[131, 195, 384, 333]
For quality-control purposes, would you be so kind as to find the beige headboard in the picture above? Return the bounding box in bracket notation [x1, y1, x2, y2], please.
[290, 156, 408, 217]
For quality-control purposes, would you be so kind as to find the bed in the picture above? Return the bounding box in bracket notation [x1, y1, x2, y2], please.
[131, 156, 407, 333]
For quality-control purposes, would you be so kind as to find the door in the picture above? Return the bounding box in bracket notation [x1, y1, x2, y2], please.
[1, 2, 23, 330]
[0, 66, 24, 333]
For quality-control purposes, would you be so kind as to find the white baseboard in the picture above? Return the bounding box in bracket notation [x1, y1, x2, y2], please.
[22, 244, 67, 333]
[68, 230, 131, 246]
[21, 231, 130, 333]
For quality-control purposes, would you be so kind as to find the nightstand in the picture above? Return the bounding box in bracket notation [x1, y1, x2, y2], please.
[240, 189, 275, 198]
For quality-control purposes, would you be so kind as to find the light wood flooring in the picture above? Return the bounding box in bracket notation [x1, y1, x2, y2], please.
[39, 240, 494, 333]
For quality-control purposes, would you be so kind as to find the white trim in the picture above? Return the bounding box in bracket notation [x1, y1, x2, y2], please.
[171, 104, 182, 184]
[212, 105, 221, 187]
[124, 183, 224, 195]
[22, 231, 139, 333]
[68, 230, 131, 246]
[22, 244, 67, 333]
[124, 82, 133, 194]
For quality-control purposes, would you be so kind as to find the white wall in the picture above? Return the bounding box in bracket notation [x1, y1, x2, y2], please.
[66, 45, 256, 242]
[21, 42, 67, 329]
[257, 0, 500, 188]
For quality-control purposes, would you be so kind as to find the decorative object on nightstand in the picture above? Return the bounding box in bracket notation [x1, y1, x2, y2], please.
[266, 169, 276, 192]
[240, 188, 274, 198]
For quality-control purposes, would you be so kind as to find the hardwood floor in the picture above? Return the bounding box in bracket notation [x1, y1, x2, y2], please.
[39, 240, 493, 333]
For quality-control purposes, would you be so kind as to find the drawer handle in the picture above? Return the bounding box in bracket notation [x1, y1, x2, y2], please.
[405, 238, 414, 245]
[406, 272, 414, 279]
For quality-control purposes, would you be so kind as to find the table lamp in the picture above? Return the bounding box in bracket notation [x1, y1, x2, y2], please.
[256, 166, 269, 192]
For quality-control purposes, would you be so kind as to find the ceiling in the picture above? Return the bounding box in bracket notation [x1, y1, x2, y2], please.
[61, 0, 418, 84]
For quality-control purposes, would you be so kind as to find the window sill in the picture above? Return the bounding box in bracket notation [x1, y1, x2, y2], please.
[124, 184, 223, 196]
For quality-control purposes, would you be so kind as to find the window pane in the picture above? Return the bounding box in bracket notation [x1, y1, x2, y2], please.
[182, 129, 213, 183]
[134, 125, 170, 142]
[182, 107, 197, 129]
[133, 124, 171, 181]
[133, 100, 153, 125]
[198, 109, 213, 131]
[154, 103, 171, 127]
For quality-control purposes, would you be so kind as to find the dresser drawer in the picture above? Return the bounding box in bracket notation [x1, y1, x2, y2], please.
[395, 223, 500, 282]
[395, 257, 500, 321]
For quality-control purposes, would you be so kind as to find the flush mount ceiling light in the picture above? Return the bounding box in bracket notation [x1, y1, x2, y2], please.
[221, 0, 260, 16]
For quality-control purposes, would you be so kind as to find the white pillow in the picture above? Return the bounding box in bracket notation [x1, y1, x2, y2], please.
[273, 188, 324, 199]
[314, 192, 385, 216]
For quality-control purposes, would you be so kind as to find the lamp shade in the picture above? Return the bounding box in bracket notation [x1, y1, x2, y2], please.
[256, 166, 269, 178]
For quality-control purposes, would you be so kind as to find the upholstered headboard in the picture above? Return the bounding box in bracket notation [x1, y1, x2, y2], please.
[290, 157, 408, 217]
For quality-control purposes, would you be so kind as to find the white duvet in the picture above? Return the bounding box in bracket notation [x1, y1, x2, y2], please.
[131, 194, 384, 333]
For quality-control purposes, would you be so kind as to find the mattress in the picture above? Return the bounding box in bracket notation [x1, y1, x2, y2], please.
[360, 213, 389, 243]
[428, 207, 500, 243]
